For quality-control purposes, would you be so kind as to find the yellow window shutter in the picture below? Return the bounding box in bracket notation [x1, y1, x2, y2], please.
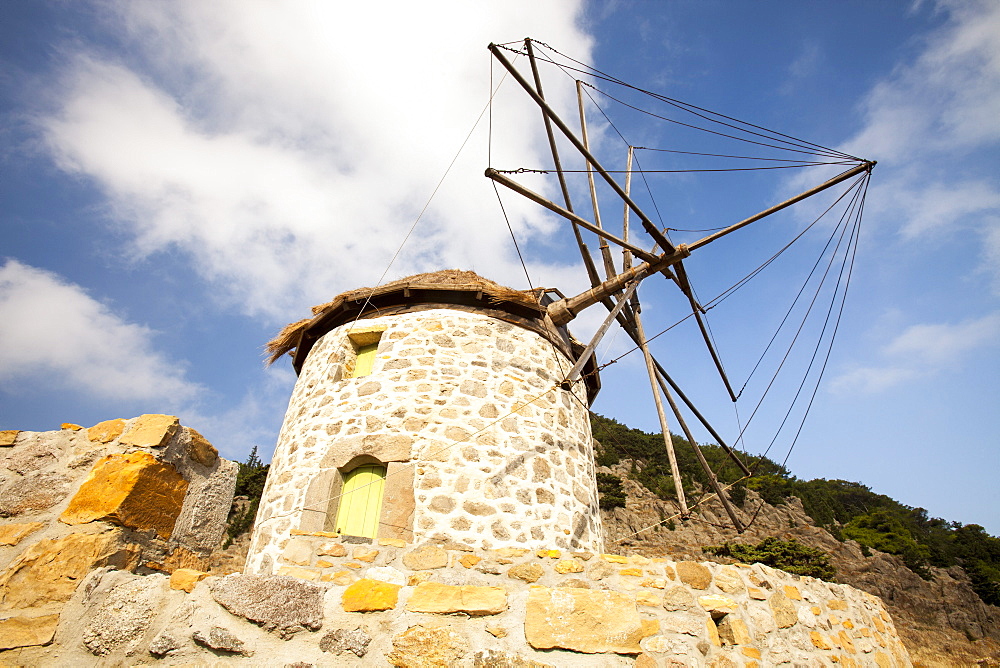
[335, 464, 386, 538]
[352, 343, 379, 378]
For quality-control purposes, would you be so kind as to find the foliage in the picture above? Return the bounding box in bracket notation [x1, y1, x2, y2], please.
[591, 413, 1000, 605]
[704, 537, 836, 580]
[595, 472, 627, 510]
[224, 446, 270, 548]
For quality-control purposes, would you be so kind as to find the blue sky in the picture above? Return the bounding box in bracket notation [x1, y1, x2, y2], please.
[2, 1, 997, 535]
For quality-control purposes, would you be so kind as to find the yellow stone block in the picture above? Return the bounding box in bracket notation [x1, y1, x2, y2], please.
[640, 619, 659, 638]
[640, 578, 666, 589]
[344, 562, 363, 569]
[741, 647, 762, 660]
[0, 530, 139, 608]
[407, 572, 432, 586]
[843, 619, 854, 629]
[494, 547, 529, 558]
[88, 418, 125, 444]
[828, 598, 848, 611]
[706, 618, 721, 647]
[405, 582, 507, 616]
[316, 559, 335, 568]
[810, 631, 833, 650]
[379, 537, 407, 548]
[718, 616, 752, 645]
[628, 555, 651, 565]
[59, 451, 188, 538]
[830, 614, 841, 625]
[0, 522, 44, 546]
[698, 594, 738, 617]
[811, 605, 822, 615]
[0, 614, 60, 650]
[874, 651, 892, 668]
[353, 547, 378, 563]
[318, 542, 347, 557]
[61, 423, 83, 431]
[635, 591, 661, 607]
[278, 565, 320, 581]
[169, 568, 208, 593]
[186, 428, 218, 467]
[342, 578, 401, 612]
[782, 584, 802, 600]
[486, 626, 507, 638]
[601, 554, 628, 564]
[120, 414, 179, 448]
[620, 567, 643, 577]
[747, 587, 767, 600]
[0, 430, 19, 446]
[536, 549, 560, 559]
[838, 630, 856, 653]
[321, 570, 355, 585]
[459, 554, 482, 569]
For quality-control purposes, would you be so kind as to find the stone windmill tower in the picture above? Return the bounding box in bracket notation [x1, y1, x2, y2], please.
[245, 38, 874, 577]
[246, 270, 605, 575]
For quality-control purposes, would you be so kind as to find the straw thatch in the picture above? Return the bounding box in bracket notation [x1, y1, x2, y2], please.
[265, 270, 541, 365]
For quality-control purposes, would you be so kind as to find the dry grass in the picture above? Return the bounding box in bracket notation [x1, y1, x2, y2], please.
[265, 270, 540, 365]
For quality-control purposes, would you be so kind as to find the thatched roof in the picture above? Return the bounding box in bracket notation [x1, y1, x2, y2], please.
[265, 270, 542, 365]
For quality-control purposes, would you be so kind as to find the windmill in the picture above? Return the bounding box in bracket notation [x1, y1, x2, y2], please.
[246, 39, 874, 571]
[483, 38, 875, 533]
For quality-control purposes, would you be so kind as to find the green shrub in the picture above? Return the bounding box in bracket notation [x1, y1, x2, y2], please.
[596, 472, 627, 510]
[704, 537, 836, 580]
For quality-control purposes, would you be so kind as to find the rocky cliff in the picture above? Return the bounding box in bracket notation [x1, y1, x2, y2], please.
[597, 464, 1000, 667]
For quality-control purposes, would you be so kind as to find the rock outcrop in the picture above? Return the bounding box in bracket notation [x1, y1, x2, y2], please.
[599, 464, 1000, 667]
[0, 417, 237, 659]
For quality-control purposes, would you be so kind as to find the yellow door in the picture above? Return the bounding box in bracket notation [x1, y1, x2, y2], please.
[335, 464, 385, 538]
[352, 343, 379, 377]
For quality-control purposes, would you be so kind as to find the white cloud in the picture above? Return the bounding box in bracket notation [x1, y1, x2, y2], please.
[0, 259, 201, 403]
[842, 0, 1000, 279]
[37, 1, 596, 321]
[831, 312, 1000, 393]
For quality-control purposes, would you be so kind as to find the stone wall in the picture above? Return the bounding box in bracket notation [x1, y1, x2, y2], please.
[4, 538, 912, 666]
[0, 417, 237, 653]
[249, 309, 603, 575]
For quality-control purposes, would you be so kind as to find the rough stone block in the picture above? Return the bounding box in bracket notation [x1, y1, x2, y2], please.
[119, 414, 179, 448]
[769, 590, 799, 629]
[555, 559, 584, 574]
[87, 419, 125, 444]
[676, 561, 712, 589]
[387, 625, 469, 667]
[0, 430, 19, 447]
[699, 594, 738, 618]
[0, 613, 60, 649]
[281, 538, 314, 566]
[0, 471, 71, 517]
[715, 567, 746, 594]
[59, 451, 188, 538]
[717, 616, 752, 645]
[525, 586, 644, 654]
[320, 627, 372, 657]
[82, 575, 163, 656]
[342, 578, 401, 612]
[210, 574, 324, 636]
[61, 423, 83, 431]
[406, 582, 507, 616]
[0, 522, 44, 546]
[193, 626, 251, 656]
[508, 563, 544, 583]
[402, 544, 448, 570]
[0, 529, 139, 609]
[186, 428, 218, 467]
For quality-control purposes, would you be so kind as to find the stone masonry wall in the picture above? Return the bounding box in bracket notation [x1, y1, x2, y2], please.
[249, 309, 603, 575]
[6, 539, 912, 666]
[0, 418, 237, 653]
